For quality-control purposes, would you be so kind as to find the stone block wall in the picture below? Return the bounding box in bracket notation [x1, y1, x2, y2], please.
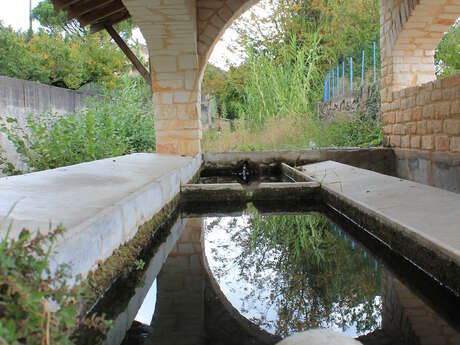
[379, 0, 459, 191]
[382, 270, 460, 345]
[318, 83, 381, 121]
[383, 74, 460, 153]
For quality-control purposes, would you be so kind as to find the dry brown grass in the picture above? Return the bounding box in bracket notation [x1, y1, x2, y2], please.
[202, 116, 314, 153]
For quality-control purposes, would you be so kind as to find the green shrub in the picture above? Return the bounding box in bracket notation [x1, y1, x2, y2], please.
[311, 112, 382, 148]
[435, 22, 460, 78]
[0, 24, 128, 90]
[0, 223, 77, 344]
[1, 77, 155, 173]
[0, 219, 111, 344]
[240, 35, 323, 127]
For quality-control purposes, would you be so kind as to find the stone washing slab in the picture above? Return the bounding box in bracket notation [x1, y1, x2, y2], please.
[301, 160, 460, 293]
[0, 153, 201, 279]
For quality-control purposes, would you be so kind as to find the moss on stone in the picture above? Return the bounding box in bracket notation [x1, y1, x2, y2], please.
[80, 195, 180, 315]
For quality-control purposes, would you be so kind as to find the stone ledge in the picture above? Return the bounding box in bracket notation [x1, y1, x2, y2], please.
[302, 160, 460, 295]
[0, 153, 201, 280]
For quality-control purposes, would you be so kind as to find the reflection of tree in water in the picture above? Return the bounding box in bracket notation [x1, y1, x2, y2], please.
[206, 209, 382, 337]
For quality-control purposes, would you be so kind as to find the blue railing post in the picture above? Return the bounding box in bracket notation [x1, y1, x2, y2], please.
[342, 61, 345, 96]
[324, 76, 328, 102]
[332, 68, 335, 98]
[373, 41, 376, 83]
[350, 56, 353, 93]
[337, 64, 340, 97]
[361, 50, 365, 87]
[329, 71, 331, 99]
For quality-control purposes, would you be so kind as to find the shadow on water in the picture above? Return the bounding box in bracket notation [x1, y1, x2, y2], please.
[82, 201, 460, 345]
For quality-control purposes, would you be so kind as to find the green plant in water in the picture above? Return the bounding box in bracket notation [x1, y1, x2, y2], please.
[134, 259, 145, 271]
[239, 210, 382, 336]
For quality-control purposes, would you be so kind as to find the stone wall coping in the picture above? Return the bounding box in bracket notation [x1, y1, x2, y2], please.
[0, 153, 201, 279]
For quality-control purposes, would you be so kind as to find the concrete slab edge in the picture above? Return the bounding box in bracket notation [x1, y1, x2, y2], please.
[51, 154, 202, 282]
[320, 185, 460, 296]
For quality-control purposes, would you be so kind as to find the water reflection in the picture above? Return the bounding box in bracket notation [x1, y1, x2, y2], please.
[204, 209, 382, 338]
[118, 207, 460, 345]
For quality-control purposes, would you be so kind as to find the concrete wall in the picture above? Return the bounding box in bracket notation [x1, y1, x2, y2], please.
[0, 76, 99, 171]
[0, 76, 97, 118]
[0, 153, 202, 283]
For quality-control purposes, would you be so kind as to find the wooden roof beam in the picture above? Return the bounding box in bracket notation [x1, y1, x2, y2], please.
[78, 1, 125, 26]
[67, 0, 114, 20]
[90, 10, 130, 33]
[51, 0, 81, 11]
[104, 24, 151, 86]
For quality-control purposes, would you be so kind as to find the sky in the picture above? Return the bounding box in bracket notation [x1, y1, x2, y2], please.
[0, 0, 268, 70]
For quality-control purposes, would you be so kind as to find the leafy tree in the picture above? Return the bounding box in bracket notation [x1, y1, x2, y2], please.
[435, 22, 460, 78]
[32, 0, 84, 35]
[206, 210, 382, 337]
[0, 24, 129, 89]
[32, 0, 136, 39]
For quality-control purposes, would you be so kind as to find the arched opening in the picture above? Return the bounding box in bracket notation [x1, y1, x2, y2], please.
[380, 0, 459, 155]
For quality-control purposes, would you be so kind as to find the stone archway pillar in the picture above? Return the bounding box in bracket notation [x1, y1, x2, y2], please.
[123, 0, 203, 156]
[123, 0, 260, 156]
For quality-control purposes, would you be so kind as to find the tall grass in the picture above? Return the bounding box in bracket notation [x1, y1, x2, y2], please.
[240, 35, 323, 127]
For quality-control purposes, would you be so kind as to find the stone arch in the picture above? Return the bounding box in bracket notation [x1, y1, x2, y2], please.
[380, 0, 460, 155]
[381, 0, 459, 96]
[122, 0, 259, 156]
[196, 0, 259, 80]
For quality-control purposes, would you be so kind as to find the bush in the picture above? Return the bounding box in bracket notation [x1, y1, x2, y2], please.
[240, 35, 323, 127]
[0, 219, 111, 344]
[1, 77, 155, 173]
[435, 23, 460, 78]
[0, 24, 128, 90]
[0, 223, 77, 344]
[311, 112, 382, 148]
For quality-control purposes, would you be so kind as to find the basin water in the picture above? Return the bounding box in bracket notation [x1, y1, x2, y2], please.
[79, 201, 460, 345]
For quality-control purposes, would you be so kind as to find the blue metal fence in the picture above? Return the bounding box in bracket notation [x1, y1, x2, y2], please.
[324, 41, 378, 102]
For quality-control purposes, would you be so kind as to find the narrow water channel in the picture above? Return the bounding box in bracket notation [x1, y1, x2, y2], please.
[98, 204, 459, 345]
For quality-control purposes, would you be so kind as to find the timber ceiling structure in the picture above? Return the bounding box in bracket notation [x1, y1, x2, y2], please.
[50, 0, 131, 33]
[50, 0, 151, 85]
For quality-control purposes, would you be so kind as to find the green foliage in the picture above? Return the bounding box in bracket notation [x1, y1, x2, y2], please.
[0, 223, 77, 344]
[0, 219, 112, 344]
[32, 0, 135, 39]
[0, 24, 128, 89]
[204, 0, 381, 149]
[311, 112, 383, 148]
[32, 0, 84, 35]
[435, 22, 460, 78]
[203, 64, 248, 120]
[240, 35, 323, 127]
[247, 211, 382, 335]
[1, 77, 155, 172]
